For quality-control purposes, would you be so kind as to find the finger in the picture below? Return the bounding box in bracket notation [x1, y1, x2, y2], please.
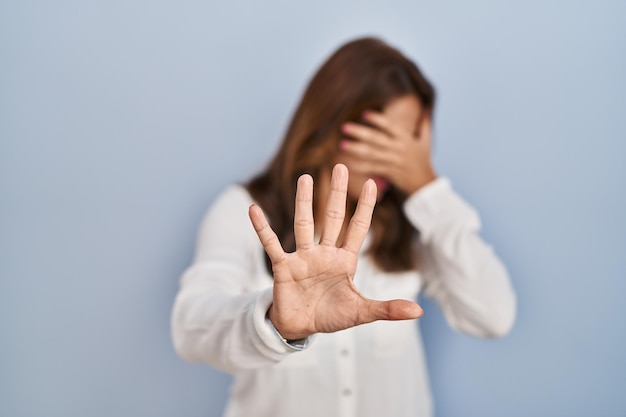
[294, 174, 315, 250]
[345, 158, 391, 178]
[361, 299, 424, 324]
[340, 140, 402, 166]
[361, 110, 403, 138]
[319, 164, 348, 247]
[343, 178, 376, 254]
[342, 122, 391, 147]
[249, 204, 286, 264]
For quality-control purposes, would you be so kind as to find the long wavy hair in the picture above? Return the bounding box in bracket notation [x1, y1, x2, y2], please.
[246, 37, 436, 273]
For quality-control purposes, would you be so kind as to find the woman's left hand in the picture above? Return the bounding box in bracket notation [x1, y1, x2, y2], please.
[340, 111, 437, 195]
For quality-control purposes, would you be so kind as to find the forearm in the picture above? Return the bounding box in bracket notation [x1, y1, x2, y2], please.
[419, 233, 516, 338]
[404, 177, 517, 338]
[171, 267, 303, 373]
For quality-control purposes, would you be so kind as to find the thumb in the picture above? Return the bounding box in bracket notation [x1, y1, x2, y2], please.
[365, 299, 424, 322]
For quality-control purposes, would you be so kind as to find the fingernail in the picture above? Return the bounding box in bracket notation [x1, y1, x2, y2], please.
[341, 123, 350, 133]
[340, 140, 349, 150]
[362, 110, 370, 119]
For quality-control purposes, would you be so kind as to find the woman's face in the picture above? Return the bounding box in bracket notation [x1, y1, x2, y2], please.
[335, 94, 424, 201]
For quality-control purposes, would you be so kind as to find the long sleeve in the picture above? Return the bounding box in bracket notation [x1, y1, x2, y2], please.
[170, 186, 305, 374]
[403, 178, 517, 338]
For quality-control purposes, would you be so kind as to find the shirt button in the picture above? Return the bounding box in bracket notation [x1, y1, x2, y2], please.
[340, 349, 350, 356]
[342, 388, 353, 397]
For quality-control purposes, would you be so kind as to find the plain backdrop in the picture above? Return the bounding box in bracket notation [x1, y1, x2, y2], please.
[1, 1, 625, 416]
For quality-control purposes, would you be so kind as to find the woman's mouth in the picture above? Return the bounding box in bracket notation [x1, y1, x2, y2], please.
[372, 177, 389, 194]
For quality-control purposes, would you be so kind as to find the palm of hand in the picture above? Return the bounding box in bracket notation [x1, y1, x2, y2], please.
[249, 164, 423, 341]
[270, 245, 365, 339]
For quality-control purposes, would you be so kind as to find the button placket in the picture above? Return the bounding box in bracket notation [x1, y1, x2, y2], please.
[336, 329, 356, 417]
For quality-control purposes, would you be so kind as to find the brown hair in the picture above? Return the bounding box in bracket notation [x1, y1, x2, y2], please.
[246, 37, 436, 273]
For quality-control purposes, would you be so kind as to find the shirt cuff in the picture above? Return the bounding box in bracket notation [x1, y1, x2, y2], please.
[402, 177, 481, 243]
[265, 314, 311, 351]
[248, 288, 313, 359]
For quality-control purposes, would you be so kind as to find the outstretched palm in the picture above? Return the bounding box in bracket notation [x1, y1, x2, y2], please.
[248, 164, 423, 340]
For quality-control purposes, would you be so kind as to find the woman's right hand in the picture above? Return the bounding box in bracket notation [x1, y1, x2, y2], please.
[248, 163, 423, 341]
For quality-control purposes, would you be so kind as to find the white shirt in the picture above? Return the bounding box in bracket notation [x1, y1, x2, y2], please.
[171, 177, 516, 417]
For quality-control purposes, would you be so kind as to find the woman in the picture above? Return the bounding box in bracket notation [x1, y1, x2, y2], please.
[171, 37, 516, 417]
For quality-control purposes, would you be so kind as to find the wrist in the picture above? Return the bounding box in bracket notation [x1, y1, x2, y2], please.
[265, 304, 310, 347]
[420, 169, 438, 190]
[267, 304, 310, 341]
[405, 169, 438, 195]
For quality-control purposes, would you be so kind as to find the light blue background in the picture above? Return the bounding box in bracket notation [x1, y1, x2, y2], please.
[1, 1, 625, 416]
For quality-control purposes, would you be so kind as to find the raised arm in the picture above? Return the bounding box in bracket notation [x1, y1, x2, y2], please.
[404, 179, 517, 338]
[171, 164, 423, 373]
[339, 107, 516, 338]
